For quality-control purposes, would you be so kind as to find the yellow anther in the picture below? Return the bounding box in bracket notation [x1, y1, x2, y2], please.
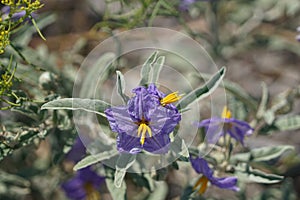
[193, 176, 209, 195]
[160, 91, 182, 106]
[222, 106, 231, 119]
[137, 123, 152, 145]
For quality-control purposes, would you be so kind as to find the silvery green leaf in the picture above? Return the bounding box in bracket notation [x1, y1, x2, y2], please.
[106, 172, 127, 200]
[80, 52, 116, 98]
[256, 82, 269, 119]
[139, 51, 158, 86]
[235, 164, 283, 184]
[116, 70, 130, 103]
[73, 149, 118, 171]
[250, 145, 294, 162]
[151, 56, 165, 84]
[274, 115, 300, 131]
[146, 181, 168, 200]
[176, 67, 226, 110]
[41, 98, 111, 117]
[114, 154, 136, 188]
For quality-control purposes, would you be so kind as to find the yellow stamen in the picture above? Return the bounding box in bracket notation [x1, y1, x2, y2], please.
[193, 176, 209, 195]
[222, 106, 231, 119]
[84, 183, 101, 200]
[160, 91, 182, 106]
[137, 123, 152, 145]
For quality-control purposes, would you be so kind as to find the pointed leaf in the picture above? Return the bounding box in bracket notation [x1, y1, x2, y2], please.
[106, 175, 127, 200]
[74, 149, 118, 171]
[116, 70, 130, 103]
[114, 154, 136, 188]
[176, 67, 226, 110]
[41, 98, 111, 117]
[146, 181, 168, 200]
[139, 51, 158, 86]
[151, 56, 165, 84]
[235, 164, 283, 184]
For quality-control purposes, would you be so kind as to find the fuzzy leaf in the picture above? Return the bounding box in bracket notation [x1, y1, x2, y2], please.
[73, 149, 118, 171]
[139, 51, 158, 86]
[41, 98, 111, 117]
[235, 164, 283, 184]
[114, 154, 136, 188]
[176, 67, 226, 110]
[116, 70, 130, 103]
[250, 145, 294, 162]
[151, 56, 165, 84]
[106, 174, 127, 200]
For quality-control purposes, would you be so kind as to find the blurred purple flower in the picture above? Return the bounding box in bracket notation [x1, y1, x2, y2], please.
[179, 0, 211, 10]
[105, 84, 181, 154]
[1, 5, 36, 22]
[296, 26, 300, 42]
[65, 137, 86, 163]
[61, 166, 104, 200]
[190, 156, 239, 194]
[195, 106, 253, 145]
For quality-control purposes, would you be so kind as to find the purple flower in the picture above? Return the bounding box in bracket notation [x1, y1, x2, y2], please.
[61, 166, 105, 200]
[190, 157, 239, 194]
[65, 137, 86, 163]
[105, 84, 181, 154]
[195, 106, 253, 145]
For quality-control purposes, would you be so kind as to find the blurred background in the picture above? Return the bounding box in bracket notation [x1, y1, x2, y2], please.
[1, 0, 300, 199]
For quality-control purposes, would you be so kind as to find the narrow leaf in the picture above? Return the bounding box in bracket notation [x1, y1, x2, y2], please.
[235, 164, 283, 184]
[41, 98, 111, 117]
[139, 51, 158, 86]
[176, 67, 226, 110]
[250, 145, 294, 162]
[73, 149, 118, 171]
[151, 56, 165, 84]
[106, 176, 127, 200]
[256, 82, 269, 119]
[114, 154, 136, 188]
[146, 181, 168, 200]
[116, 71, 130, 103]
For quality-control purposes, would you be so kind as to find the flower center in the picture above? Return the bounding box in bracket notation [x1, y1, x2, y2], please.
[84, 183, 101, 200]
[221, 106, 231, 119]
[160, 91, 181, 106]
[137, 122, 152, 145]
[193, 176, 209, 195]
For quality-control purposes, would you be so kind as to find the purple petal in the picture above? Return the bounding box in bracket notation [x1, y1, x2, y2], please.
[66, 137, 86, 163]
[143, 133, 170, 154]
[150, 106, 181, 136]
[210, 176, 239, 191]
[129, 86, 155, 121]
[116, 133, 142, 154]
[61, 177, 86, 200]
[227, 119, 253, 145]
[190, 157, 213, 178]
[78, 167, 105, 187]
[105, 106, 137, 135]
